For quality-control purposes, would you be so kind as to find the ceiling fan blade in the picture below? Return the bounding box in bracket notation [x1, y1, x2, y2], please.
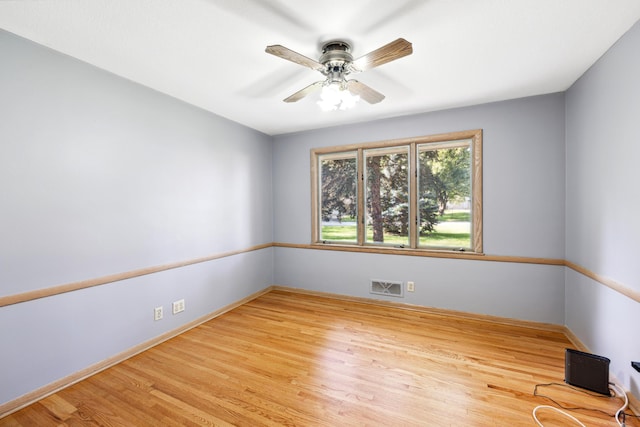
[346, 80, 385, 104]
[266, 45, 325, 72]
[284, 81, 324, 103]
[351, 38, 413, 72]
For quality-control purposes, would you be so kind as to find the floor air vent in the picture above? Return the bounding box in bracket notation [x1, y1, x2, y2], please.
[370, 279, 404, 297]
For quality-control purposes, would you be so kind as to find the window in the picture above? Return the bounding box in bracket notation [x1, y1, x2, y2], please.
[365, 146, 410, 246]
[311, 129, 482, 253]
[318, 151, 358, 243]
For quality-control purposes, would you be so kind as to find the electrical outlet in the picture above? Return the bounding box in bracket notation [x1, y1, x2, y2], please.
[172, 299, 185, 314]
[407, 281, 415, 292]
[154, 306, 163, 321]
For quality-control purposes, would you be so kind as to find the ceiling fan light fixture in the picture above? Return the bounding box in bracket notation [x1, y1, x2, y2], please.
[266, 38, 411, 108]
[317, 80, 360, 111]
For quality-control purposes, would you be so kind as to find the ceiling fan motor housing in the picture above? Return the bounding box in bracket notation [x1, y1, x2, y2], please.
[319, 41, 354, 78]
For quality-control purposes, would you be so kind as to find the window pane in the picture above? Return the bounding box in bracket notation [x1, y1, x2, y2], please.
[418, 140, 472, 249]
[319, 153, 357, 242]
[365, 147, 409, 246]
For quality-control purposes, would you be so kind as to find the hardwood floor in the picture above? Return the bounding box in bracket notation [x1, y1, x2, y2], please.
[2, 289, 637, 426]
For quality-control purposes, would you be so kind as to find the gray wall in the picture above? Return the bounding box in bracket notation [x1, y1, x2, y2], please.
[565, 20, 640, 396]
[0, 30, 274, 406]
[273, 94, 567, 324]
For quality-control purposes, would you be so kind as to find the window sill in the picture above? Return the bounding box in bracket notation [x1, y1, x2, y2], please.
[273, 241, 565, 266]
[309, 241, 485, 259]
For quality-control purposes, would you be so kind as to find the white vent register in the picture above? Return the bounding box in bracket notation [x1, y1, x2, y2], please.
[370, 279, 404, 297]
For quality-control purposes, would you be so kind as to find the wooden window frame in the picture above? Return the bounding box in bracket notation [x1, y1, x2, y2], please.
[311, 129, 483, 254]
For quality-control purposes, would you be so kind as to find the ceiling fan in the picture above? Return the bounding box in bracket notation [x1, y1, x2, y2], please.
[265, 38, 413, 108]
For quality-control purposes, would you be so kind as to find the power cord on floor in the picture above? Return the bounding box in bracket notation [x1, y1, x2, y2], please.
[610, 382, 629, 427]
[534, 382, 615, 416]
[532, 382, 630, 426]
[532, 405, 586, 427]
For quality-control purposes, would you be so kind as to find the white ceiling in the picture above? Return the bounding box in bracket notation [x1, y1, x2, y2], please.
[1, 1, 639, 136]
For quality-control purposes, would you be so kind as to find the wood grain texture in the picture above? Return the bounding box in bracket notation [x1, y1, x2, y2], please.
[2, 289, 636, 426]
[351, 38, 413, 72]
[275, 241, 565, 265]
[310, 129, 483, 252]
[310, 129, 483, 155]
[472, 129, 483, 253]
[310, 149, 320, 244]
[265, 45, 324, 72]
[3, 244, 638, 310]
[357, 148, 365, 246]
[0, 287, 273, 418]
[566, 260, 640, 304]
[0, 243, 272, 308]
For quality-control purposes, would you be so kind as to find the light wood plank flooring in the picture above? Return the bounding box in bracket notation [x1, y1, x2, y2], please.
[2, 289, 637, 426]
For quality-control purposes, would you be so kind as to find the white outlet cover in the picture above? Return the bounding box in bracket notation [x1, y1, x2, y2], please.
[172, 299, 185, 314]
